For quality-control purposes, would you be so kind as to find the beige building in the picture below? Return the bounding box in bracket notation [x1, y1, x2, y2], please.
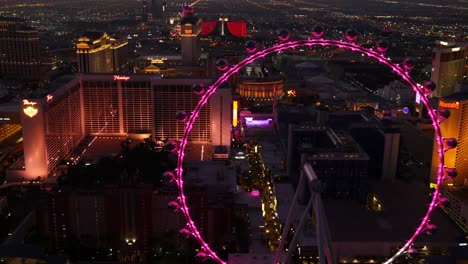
[76, 32, 128, 73]
[180, 13, 202, 66]
[238, 78, 283, 100]
[0, 18, 40, 80]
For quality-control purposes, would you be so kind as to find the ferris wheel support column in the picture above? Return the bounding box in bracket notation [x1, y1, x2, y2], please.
[273, 163, 335, 264]
[283, 190, 315, 264]
[273, 167, 306, 264]
[303, 163, 335, 264]
[315, 182, 335, 264]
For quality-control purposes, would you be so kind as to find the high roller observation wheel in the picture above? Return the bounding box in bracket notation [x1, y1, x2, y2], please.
[170, 37, 450, 264]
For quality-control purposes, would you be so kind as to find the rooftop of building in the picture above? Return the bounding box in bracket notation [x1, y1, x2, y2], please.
[180, 14, 200, 25]
[324, 181, 462, 243]
[305, 75, 335, 84]
[327, 111, 401, 132]
[446, 187, 468, 204]
[295, 61, 321, 69]
[286, 123, 369, 160]
[435, 40, 467, 48]
[238, 76, 283, 83]
[185, 160, 237, 193]
[0, 103, 20, 112]
[327, 111, 371, 129]
[228, 253, 274, 264]
[27, 75, 77, 100]
[77, 137, 125, 162]
[25, 74, 217, 100]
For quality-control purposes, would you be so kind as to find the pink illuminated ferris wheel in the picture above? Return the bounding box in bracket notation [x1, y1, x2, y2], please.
[165, 27, 457, 264]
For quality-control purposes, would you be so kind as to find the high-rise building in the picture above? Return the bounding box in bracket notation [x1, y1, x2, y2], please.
[41, 177, 239, 261]
[430, 92, 468, 188]
[430, 93, 468, 234]
[76, 32, 128, 73]
[151, 0, 163, 20]
[286, 124, 369, 202]
[431, 41, 465, 98]
[0, 18, 40, 80]
[210, 83, 233, 158]
[328, 111, 401, 181]
[180, 6, 201, 66]
[10, 74, 232, 180]
[141, 0, 149, 23]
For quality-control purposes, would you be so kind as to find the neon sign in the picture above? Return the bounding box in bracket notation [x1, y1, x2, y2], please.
[46, 95, 53, 102]
[113, 75, 130, 81]
[22, 100, 39, 118]
[251, 190, 260, 197]
[213, 153, 229, 160]
[439, 101, 459, 110]
[232, 100, 238, 127]
[287, 90, 296, 97]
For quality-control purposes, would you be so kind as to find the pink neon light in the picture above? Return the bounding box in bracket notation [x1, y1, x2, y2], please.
[245, 40, 258, 53]
[216, 59, 229, 71]
[113, 75, 130, 81]
[175, 39, 446, 264]
[251, 189, 260, 197]
[277, 29, 290, 41]
[311, 27, 324, 38]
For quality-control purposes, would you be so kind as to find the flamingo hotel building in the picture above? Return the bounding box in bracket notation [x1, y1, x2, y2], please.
[9, 74, 233, 181]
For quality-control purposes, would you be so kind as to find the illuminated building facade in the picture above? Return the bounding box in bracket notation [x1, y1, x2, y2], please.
[0, 104, 21, 142]
[430, 93, 468, 188]
[76, 32, 128, 73]
[152, 79, 211, 142]
[0, 18, 40, 80]
[428, 92, 468, 255]
[237, 78, 283, 101]
[441, 187, 468, 233]
[16, 76, 83, 180]
[14, 74, 232, 180]
[180, 7, 202, 66]
[431, 41, 465, 97]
